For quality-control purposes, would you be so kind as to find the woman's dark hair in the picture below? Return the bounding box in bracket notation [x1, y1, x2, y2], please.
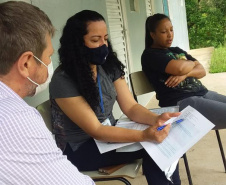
[58, 10, 125, 111]
[145, 13, 170, 48]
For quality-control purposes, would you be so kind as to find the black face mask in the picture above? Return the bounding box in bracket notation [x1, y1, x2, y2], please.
[85, 44, 109, 65]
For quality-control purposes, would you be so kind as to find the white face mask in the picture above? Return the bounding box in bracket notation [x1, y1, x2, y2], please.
[27, 55, 54, 96]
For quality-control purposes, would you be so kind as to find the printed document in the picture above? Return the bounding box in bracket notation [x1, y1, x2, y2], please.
[140, 106, 215, 171]
[94, 106, 179, 153]
[94, 106, 214, 171]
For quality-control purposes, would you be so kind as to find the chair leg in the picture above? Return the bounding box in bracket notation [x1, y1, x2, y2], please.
[215, 130, 226, 172]
[183, 153, 193, 185]
[94, 177, 131, 185]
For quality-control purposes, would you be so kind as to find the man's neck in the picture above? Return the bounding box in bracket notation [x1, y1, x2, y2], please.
[0, 74, 27, 98]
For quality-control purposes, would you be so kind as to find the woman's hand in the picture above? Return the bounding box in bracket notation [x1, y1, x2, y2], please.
[165, 75, 187, 87]
[142, 124, 171, 143]
[142, 112, 180, 143]
[156, 112, 181, 125]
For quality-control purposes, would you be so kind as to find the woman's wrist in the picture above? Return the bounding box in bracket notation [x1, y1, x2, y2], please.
[149, 114, 159, 126]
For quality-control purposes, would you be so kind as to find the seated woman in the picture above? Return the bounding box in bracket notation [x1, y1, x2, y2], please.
[49, 10, 181, 185]
[142, 13, 226, 130]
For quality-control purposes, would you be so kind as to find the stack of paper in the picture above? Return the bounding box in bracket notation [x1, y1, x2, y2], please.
[95, 106, 215, 171]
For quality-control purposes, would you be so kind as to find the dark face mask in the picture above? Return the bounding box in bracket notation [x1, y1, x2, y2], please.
[85, 44, 109, 65]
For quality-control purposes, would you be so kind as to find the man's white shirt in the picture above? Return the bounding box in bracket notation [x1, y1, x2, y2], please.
[0, 81, 94, 185]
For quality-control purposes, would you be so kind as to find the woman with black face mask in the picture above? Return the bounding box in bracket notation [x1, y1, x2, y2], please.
[49, 10, 181, 185]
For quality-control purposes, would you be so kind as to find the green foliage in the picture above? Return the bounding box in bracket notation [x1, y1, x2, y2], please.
[185, 0, 226, 49]
[209, 46, 226, 73]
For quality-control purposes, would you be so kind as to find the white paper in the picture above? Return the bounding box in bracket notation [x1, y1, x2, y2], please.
[164, 159, 180, 182]
[140, 106, 215, 171]
[94, 106, 179, 154]
[116, 143, 143, 152]
[149, 106, 179, 114]
[95, 139, 133, 154]
[116, 106, 179, 124]
[94, 106, 214, 172]
[94, 140, 134, 154]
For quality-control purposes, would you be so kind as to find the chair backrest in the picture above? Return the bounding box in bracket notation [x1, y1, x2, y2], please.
[36, 100, 52, 133]
[129, 71, 155, 101]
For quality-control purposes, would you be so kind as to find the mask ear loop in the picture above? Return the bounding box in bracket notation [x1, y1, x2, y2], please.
[27, 77, 39, 86]
[33, 55, 48, 68]
[27, 55, 49, 86]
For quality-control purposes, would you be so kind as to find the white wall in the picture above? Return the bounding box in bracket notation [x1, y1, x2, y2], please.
[122, 0, 147, 72]
[151, 0, 164, 14]
[168, 0, 190, 51]
[120, 0, 155, 107]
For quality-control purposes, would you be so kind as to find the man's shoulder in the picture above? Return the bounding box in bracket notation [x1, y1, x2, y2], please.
[0, 96, 33, 116]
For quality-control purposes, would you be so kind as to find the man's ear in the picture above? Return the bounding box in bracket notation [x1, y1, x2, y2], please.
[17, 51, 34, 78]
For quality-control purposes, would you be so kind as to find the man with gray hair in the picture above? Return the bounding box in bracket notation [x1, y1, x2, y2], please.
[0, 1, 94, 184]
